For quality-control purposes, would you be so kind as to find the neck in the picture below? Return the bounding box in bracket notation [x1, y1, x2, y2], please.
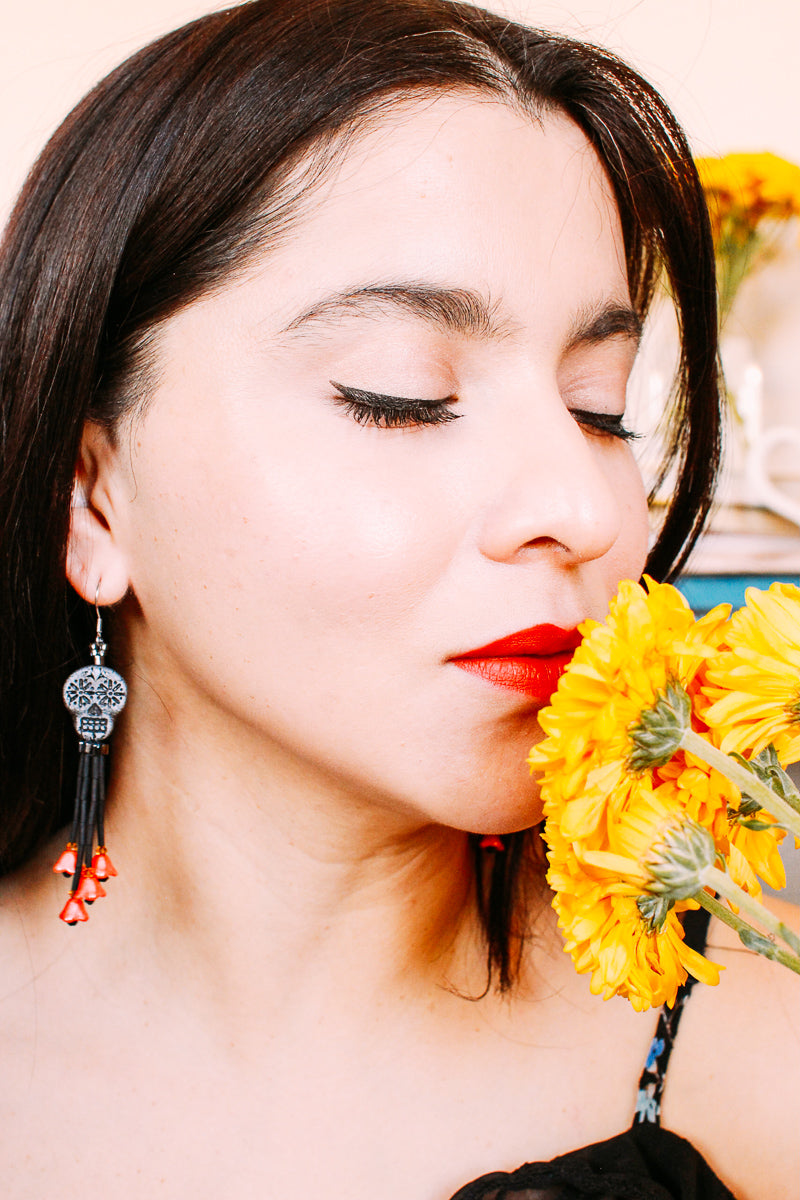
[93, 698, 490, 1024]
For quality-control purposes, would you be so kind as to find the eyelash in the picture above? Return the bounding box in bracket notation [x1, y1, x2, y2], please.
[330, 381, 460, 428]
[330, 383, 636, 441]
[570, 409, 638, 442]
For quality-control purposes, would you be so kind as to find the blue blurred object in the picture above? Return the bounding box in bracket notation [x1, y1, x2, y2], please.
[678, 574, 800, 616]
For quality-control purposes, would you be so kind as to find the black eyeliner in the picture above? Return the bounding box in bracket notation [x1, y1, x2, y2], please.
[330, 381, 461, 427]
[570, 408, 638, 441]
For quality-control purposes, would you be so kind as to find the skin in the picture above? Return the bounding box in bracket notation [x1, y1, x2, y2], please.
[1, 94, 797, 1199]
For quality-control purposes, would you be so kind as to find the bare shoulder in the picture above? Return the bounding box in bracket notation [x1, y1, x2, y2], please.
[662, 899, 800, 1200]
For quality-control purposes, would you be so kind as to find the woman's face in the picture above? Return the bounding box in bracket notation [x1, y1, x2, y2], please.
[102, 94, 649, 833]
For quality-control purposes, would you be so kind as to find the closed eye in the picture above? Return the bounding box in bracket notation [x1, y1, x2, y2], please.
[331, 381, 461, 428]
[570, 408, 638, 441]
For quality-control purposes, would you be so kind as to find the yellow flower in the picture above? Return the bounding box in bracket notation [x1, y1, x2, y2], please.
[703, 582, 800, 763]
[544, 777, 722, 1010]
[529, 576, 800, 1006]
[728, 822, 786, 894]
[653, 755, 732, 844]
[530, 582, 732, 1008]
[697, 152, 800, 227]
[696, 152, 800, 320]
[529, 579, 729, 831]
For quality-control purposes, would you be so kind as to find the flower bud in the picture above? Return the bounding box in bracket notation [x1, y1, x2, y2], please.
[628, 681, 691, 772]
[645, 817, 716, 900]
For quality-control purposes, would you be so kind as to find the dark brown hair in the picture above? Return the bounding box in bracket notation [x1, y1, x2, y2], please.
[0, 0, 720, 988]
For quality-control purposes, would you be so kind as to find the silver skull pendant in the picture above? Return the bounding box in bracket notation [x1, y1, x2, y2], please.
[63, 664, 128, 744]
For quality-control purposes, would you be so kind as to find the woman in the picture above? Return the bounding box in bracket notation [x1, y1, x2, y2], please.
[0, 1, 796, 1196]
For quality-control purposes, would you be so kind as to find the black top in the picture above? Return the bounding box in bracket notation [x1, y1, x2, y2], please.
[449, 910, 735, 1200]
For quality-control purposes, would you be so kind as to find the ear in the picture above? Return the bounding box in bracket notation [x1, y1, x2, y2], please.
[66, 421, 131, 606]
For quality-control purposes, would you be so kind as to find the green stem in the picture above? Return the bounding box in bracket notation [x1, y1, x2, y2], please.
[701, 864, 800, 956]
[778, 779, 800, 817]
[681, 728, 800, 840]
[694, 890, 800, 975]
[717, 228, 760, 327]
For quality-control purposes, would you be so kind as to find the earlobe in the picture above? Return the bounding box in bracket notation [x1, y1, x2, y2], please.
[65, 423, 131, 606]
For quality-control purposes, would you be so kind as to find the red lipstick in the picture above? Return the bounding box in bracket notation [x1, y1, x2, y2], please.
[450, 624, 582, 702]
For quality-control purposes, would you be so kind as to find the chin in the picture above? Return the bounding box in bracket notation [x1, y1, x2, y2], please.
[432, 783, 545, 838]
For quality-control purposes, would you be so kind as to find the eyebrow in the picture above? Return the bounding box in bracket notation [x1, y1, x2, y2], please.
[565, 302, 643, 351]
[280, 282, 642, 349]
[280, 284, 514, 339]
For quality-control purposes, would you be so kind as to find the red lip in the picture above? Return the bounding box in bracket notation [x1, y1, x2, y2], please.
[450, 624, 582, 702]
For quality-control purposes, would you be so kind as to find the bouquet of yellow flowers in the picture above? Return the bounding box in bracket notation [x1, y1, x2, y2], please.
[696, 151, 800, 323]
[529, 578, 800, 1011]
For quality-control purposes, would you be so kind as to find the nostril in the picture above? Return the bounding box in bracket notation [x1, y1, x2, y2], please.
[521, 535, 568, 550]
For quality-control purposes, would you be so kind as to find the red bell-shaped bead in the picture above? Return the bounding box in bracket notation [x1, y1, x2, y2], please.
[479, 835, 506, 851]
[59, 894, 89, 925]
[92, 849, 117, 880]
[74, 868, 106, 905]
[52, 844, 78, 876]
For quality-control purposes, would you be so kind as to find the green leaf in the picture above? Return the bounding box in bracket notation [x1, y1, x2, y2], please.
[733, 745, 800, 813]
[637, 894, 674, 932]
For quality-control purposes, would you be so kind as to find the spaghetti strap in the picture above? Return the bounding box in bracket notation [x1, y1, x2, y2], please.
[449, 911, 733, 1199]
[450, 906, 734, 1199]
[633, 908, 712, 1127]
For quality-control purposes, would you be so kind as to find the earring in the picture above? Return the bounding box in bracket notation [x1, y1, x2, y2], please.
[53, 586, 127, 924]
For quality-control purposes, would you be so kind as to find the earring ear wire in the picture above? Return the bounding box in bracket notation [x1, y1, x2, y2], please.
[53, 582, 127, 924]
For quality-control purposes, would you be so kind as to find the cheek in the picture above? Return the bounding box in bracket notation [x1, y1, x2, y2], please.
[607, 451, 650, 583]
[235, 450, 456, 634]
[124, 415, 460, 662]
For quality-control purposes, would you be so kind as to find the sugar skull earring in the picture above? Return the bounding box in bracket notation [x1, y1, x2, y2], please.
[53, 585, 127, 924]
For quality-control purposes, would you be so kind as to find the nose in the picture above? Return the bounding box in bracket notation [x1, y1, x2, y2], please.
[476, 402, 623, 567]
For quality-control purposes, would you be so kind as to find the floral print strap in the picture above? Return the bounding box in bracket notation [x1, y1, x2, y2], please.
[633, 908, 712, 1126]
